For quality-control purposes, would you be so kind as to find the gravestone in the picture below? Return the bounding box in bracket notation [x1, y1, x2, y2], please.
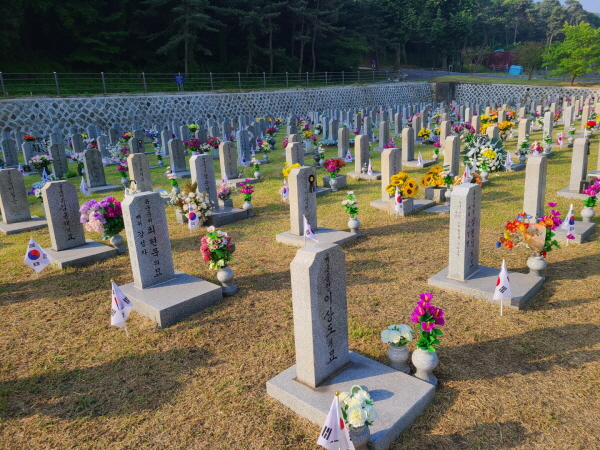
[285, 142, 305, 166]
[108, 128, 119, 146]
[497, 110, 506, 123]
[563, 106, 573, 133]
[363, 117, 373, 140]
[236, 130, 251, 165]
[1, 139, 19, 167]
[471, 114, 481, 133]
[276, 166, 357, 247]
[86, 125, 98, 139]
[41, 180, 116, 268]
[464, 108, 472, 124]
[557, 138, 590, 200]
[208, 125, 220, 140]
[219, 141, 238, 182]
[119, 191, 223, 327]
[581, 105, 590, 129]
[180, 125, 191, 142]
[161, 130, 172, 155]
[71, 134, 85, 153]
[168, 138, 190, 177]
[48, 144, 69, 178]
[0, 168, 47, 234]
[328, 119, 338, 141]
[84, 149, 119, 192]
[194, 128, 208, 144]
[97, 135, 111, 159]
[348, 135, 380, 180]
[429, 182, 544, 309]
[127, 153, 153, 192]
[486, 125, 499, 141]
[443, 136, 461, 176]
[439, 121, 451, 147]
[129, 137, 145, 154]
[413, 114, 421, 133]
[22, 141, 46, 164]
[543, 111, 554, 137]
[370, 147, 402, 212]
[517, 118, 530, 146]
[522, 155, 548, 218]
[393, 113, 402, 136]
[320, 116, 329, 139]
[267, 242, 435, 449]
[376, 121, 389, 151]
[337, 127, 349, 158]
[190, 154, 248, 226]
[49, 132, 63, 146]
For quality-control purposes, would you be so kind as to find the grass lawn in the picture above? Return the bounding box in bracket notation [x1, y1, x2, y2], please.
[0, 121, 599, 449]
[430, 75, 600, 88]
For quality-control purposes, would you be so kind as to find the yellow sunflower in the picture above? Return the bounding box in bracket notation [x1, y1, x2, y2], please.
[391, 179, 402, 186]
[430, 165, 444, 173]
[404, 186, 416, 197]
[386, 184, 395, 195]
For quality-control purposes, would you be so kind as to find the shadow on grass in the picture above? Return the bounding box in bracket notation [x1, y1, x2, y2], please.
[439, 324, 600, 382]
[0, 347, 214, 419]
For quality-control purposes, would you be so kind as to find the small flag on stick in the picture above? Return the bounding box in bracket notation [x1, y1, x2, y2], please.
[24, 237, 51, 275]
[461, 165, 473, 184]
[80, 177, 90, 195]
[367, 159, 373, 177]
[281, 181, 289, 201]
[41, 168, 50, 182]
[188, 202, 199, 231]
[493, 259, 511, 316]
[417, 151, 424, 167]
[505, 152, 513, 171]
[345, 148, 353, 162]
[560, 203, 575, 244]
[303, 214, 318, 244]
[394, 186, 404, 215]
[18, 164, 25, 176]
[317, 393, 355, 450]
[110, 280, 133, 337]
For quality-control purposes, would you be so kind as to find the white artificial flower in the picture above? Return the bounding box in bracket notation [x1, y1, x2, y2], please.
[381, 329, 391, 343]
[206, 226, 215, 232]
[353, 389, 371, 404]
[347, 191, 354, 195]
[341, 200, 348, 205]
[189, 192, 196, 198]
[396, 324, 413, 341]
[364, 404, 378, 424]
[389, 330, 402, 344]
[338, 392, 350, 404]
[346, 405, 366, 428]
[345, 396, 363, 408]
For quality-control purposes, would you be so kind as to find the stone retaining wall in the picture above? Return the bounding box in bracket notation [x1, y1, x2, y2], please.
[0, 83, 433, 135]
[455, 83, 600, 104]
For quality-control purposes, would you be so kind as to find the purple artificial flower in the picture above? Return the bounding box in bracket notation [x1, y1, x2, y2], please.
[421, 322, 436, 332]
[548, 202, 557, 207]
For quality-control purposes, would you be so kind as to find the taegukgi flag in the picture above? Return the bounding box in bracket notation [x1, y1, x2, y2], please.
[188, 202, 199, 231]
[417, 151, 424, 167]
[461, 164, 473, 184]
[505, 152, 513, 171]
[281, 181, 289, 201]
[493, 259, 511, 301]
[110, 281, 133, 328]
[18, 164, 25, 176]
[221, 174, 229, 187]
[345, 148, 353, 162]
[561, 204, 575, 233]
[303, 215, 318, 242]
[41, 168, 50, 182]
[80, 177, 90, 195]
[367, 159, 373, 177]
[24, 237, 51, 274]
[317, 395, 355, 450]
[394, 186, 404, 214]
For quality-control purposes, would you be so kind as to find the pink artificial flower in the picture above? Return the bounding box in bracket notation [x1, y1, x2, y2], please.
[548, 202, 557, 207]
[421, 322, 436, 332]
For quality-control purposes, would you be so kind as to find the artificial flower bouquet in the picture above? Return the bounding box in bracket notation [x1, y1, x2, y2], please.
[420, 166, 453, 188]
[385, 171, 418, 197]
[380, 324, 413, 347]
[410, 293, 444, 352]
[200, 226, 235, 270]
[582, 178, 600, 208]
[341, 191, 358, 217]
[324, 158, 346, 178]
[338, 386, 378, 429]
[79, 196, 124, 240]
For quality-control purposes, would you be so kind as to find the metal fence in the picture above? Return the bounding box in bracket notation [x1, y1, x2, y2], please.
[0, 70, 408, 97]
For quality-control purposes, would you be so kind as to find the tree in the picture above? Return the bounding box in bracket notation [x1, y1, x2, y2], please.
[515, 41, 545, 79]
[462, 45, 490, 75]
[545, 22, 600, 85]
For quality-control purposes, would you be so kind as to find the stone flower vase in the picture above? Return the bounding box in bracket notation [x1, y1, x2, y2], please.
[171, 186, 180, 196]
[254, 170, 261, 180]
[329, 176, 339, 192]
[388, 344, 410, 373]
[158, 159, 165, 167]
[175, 208, 188, 224]
[519, 154, 527, 164]
[109, 234, 127, 254]
[424, 186, 447, 203]
[348, 216, 360, 235]
[263, 153, 269, 162]
[219, 198, 233, 208]
[432, 152, 440, 161]
[243, 200, 254, 217]
[121, 177, 129, 188]
[479, 170, 489, 183]
[543, 144, 552, 155]
[581, 206, 596, 223]
[526, 253, 547, 277]
[445, 187, 452, 206]
[412, 348, 439, 386]
[217, 266, 238, 296]
[349, 425, 370, 450]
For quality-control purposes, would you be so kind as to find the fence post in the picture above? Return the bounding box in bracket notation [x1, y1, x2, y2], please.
[306, 72, 309, 87]
[325, 71, 328, 86]
[210, 72, 214, 90]
[286, 72, 289, 88]
[238, 72, 242, 90]
[0, 72, 5, 96]
[342, 71, 344, 85]
[53, 72, 60, 95]
[101, 72, 107, 93]
[372, 70, 375, 82]
[142, 72, 147, 92]
[358, 71, 360, 83]
[263, 72, 266, 89]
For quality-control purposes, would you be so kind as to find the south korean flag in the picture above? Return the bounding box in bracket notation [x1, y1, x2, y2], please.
[24, 237, 51, 274]
[303, 215, 318, 242]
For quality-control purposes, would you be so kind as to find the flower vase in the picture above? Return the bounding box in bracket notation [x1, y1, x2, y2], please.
[254, 170, 261, 180]
[568, 136, 574, 144]
[543, 144, 552, 155]
[243, 200, 254, 217]
[217, 266, 238, 296]
[158, 159, 164, 167]
[349, 425, 370, 450]
[319, 158, 325, 168]
[388, 344, 410, 373]
[519, 155, 527, 164]
[347, 216, 360, 235]
[175, 208, 188, 224]
[479, 171, 489, 183]
[444, 187, 452, 206]
[412, 348, 439, 386]
[263, 153, 269, 162]
[172, 186, 180, 196]
[526, 253, 547, 277]
[121, 177, 129, 188]
[40, 201, 46, 218]
[313, 153, 321, 167]
[432, 152, 439, 161]
[109, 234, 127, 254]
[219, 198, 233, 209]
[77, 166, 84, 176]
[581, 206, 596, 223]
[329, 177, 339, 192]
[500, 133, 507, 142]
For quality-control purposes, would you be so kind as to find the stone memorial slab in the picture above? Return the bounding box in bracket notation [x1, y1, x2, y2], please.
[0, 168, 47, 234]
[375, 121, 389, 151]
[1, 139, 19, 167]
[97, 135, 110, 159]
[236, 130, 251, 165]
[48, 143, 69, 178]
[180, 125, 191, 142]
[428, 183, 544, 309]
[119, 192, 222, 327]
[557, 138, 590, 200]
[108, 128, 119, 146]
[285, 142, 305, 167]
[71, 134, 85, 153]
[128, 136, 145, 154]
[523, 155, 548, 218]
[84, 149, 119, 192]
[168, 138, 190, 178]
[337, 127, 349, 158]
[348, 135, 380, 180]
[128, 153, 153, 192]
[370, 147, 404, 212]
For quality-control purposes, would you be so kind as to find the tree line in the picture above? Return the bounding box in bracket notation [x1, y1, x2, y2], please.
[1, 0, 599, 75]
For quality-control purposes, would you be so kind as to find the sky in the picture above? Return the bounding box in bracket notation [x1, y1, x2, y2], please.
[576, 0, 600, 14]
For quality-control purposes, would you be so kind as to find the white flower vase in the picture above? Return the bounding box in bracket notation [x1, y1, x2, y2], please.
[243, 200, 254, 217]
[254, 170, 261, 180]
[412, 348, 439, 386]
[388, 344, 410, 373]
[172, 186, 180, 196]
[581, 206, 595, 223]
[349, 425, 370, 450]
[347, 216, 360, 235]
[329, 177, 339, 192]
[519, 154, 527, 164]
[109, 234, 127, 254]
[158, 159, 164, 167]
[543, 144, 552, 155]
[217, 266, 238, 297]
[121, 177, 129, 188]
[263, 153, 269, 162]
[479, 171, 489, 183]
[432, 152, 439, 161]
[526, 253, 547, 277]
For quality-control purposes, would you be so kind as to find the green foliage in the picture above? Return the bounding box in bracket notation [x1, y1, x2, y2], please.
[545, 22, 600, 85]
[515, 41, 545, 80]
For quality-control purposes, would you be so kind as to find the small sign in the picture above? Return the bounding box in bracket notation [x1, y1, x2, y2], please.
[174, 75, 184, 84]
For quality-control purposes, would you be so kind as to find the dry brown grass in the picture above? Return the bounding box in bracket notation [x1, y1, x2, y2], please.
[1, 125, 599, 450]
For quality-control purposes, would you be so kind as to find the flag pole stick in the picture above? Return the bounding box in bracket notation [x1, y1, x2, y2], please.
[123, 322, 130, 338]
[500, 296, 503, 317]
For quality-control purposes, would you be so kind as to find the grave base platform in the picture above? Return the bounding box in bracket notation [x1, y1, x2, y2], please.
[207, 206, 249, 227]
[322, 174, 347, 189]
[276, 227, 358, 248]
[557, 187, 588, 200]
[257, 159, 270, 165]
[120, 270, 223, 328]
[266, 351, 436, 450]
[0, 216, 47, 235]
[369, 198, 437, 215]
[428, 265, 544, 310]
[422, 204, 451, 214]
[218, 177, 259, 187]
[347, 170, 382, 181]
[88, 184, 121, 193]
[553, 221, 596, 244]
[588, 170, 600, 179]
[402, 159, 436, 168]
[173, 170, 191, 179]
[44, 239, 117, 269]
[316, 187, 332, 197]
[509, 163, 526, 172]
